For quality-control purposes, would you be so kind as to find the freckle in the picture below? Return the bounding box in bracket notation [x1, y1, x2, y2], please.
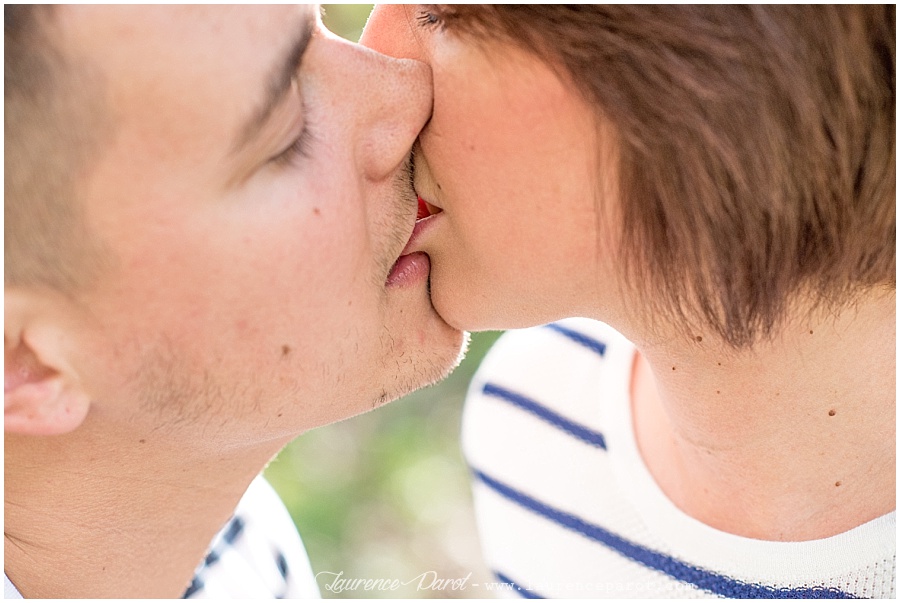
[347, 300, 352, 307]
[835, 481, 842, 487]
[281, 345, 292, 357]
[717, 362, 721, 366]
[809, 330, 813, 335]
[139, 439, 146, 444]
[313, 207, 321, 216]
[828, 409, 836, 417]
[277, 413, 283, 418]
[695, 335, 703, 342]
[716, 390, 720, 394]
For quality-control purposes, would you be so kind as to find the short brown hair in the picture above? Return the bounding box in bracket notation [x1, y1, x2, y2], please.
[5, 5, 108, 291]
[434, 5, 895, 346]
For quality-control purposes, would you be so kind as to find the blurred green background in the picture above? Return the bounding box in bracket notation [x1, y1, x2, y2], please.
[264, 6, 504, 598]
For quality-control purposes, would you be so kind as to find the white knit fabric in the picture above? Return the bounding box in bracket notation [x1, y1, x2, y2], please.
[462, 318, 896, 598]
[184, 476, 320, 599]
[4, 574, 22, 599]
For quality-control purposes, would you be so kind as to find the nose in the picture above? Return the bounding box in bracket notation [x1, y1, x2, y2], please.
[316, 30, 432, 181]
[359, 5, 425, 62]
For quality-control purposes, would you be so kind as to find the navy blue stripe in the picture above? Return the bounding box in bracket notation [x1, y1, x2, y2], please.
[203, 548, 220, 568]
[482, 382, 607, 450]
[276, 551, 289, 578]
[473, 469, 854, 599]
[545, 323, 606, 357]
[182, 577, 203, 599]
[222, 516, 245, 545]
[493, 571, 546, 599]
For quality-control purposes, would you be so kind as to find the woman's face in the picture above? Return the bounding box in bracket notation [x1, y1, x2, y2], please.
[362, 6, 620, 331]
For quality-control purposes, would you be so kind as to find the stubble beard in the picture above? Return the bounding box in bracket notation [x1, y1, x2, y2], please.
[369, 152, 469, 406]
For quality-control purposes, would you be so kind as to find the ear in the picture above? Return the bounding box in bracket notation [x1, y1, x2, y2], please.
[5, 289, 91, 436]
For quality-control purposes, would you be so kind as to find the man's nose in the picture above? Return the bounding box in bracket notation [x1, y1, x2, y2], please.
[358, 49, 433, 181]
[324, 32, 432, 181]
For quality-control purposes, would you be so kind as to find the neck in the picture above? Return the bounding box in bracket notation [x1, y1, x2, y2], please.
[627, 289, 895, 540]
[4, 419, 289, 598]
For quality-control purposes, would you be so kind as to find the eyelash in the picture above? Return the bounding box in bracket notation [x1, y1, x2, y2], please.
[272, 105, 315, 168]
[272, 124, 314, 167]
[415, 9, 444, 29]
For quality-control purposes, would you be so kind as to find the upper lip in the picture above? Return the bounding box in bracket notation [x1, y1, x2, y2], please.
[399, 206, 438, 256]
[410, 150, 443, 215]
[398, 193, 420, 255]
[383, 154, 423, 278]
[394, 152, 440, 259]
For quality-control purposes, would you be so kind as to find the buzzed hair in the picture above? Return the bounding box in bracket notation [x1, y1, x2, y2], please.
[5, 5, 108, 291]
[433, 5, 895, 347]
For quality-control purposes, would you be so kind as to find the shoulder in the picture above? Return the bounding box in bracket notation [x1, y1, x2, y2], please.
[470, 318, 631, 396]
[460, 320, 642, 595]
[464, 319, 633, 435]
[185, 476, 320, 599]
[462, 318, 634, 471]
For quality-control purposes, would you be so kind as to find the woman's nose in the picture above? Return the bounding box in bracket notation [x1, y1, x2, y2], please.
[359, 5, 424, 63]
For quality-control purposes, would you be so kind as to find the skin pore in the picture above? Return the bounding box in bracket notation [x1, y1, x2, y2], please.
[363, 5, 895, 542]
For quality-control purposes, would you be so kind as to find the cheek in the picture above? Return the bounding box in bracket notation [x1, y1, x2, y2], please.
[429, 108, 581, 271]
[101, 177, 373, 344]
[425, 73, 603, 323]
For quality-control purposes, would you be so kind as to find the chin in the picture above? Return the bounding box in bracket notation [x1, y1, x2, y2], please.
[410, 328, 469, 390]
[378, 281, 469, 398]
[417, 312, 469, 383]
[431, 284, 507, 332]
[432, 283, 567, 332]
[371, 329, 469, 413]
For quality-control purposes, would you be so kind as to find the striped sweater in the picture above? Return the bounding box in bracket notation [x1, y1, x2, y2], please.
[462, 318, 895, 598]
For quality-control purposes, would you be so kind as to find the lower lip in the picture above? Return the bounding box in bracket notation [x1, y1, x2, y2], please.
[386, 251, 430, 288]
[401, 211, 440, 256]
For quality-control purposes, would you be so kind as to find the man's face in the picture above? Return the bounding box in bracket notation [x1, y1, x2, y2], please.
[55, 6, 465, 446]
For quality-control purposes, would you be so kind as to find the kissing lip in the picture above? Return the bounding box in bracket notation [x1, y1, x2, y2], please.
[385, 184, 438, 287]
[400, 204, 441, 256]
[410, 143, 444, 216]
[385, 208, 432, 288]
[385, 148, 444, 282]
[385, 204, 439, 288]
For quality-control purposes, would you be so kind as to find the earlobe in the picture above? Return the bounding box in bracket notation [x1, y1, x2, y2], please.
[5, 294, 92, 436]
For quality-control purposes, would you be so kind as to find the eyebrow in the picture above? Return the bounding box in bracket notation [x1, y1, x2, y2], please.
[230, 13, 316, 154]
